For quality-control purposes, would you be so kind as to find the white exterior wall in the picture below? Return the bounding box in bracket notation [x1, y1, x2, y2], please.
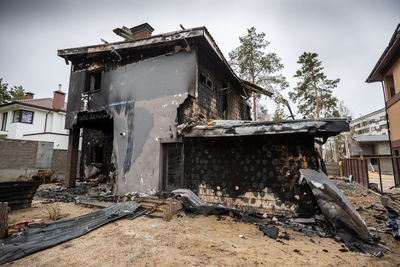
[0, 105, 69, 149]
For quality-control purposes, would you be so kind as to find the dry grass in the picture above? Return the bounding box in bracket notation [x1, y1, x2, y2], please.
[45, 204, 67, 221]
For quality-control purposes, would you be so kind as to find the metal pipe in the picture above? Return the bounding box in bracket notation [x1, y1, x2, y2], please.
[378, 157, 383, 194]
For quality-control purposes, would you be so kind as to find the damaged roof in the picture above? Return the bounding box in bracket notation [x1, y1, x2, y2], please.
[57, 26, 272, 98]
[178, 118, 350, 138]
[366, 23, 400, 83]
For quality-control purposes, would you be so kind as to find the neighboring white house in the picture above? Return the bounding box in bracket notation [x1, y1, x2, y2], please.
[0, 90, 68, 149]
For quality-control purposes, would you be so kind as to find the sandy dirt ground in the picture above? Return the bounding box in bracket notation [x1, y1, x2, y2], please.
[2, 183, 400, 267]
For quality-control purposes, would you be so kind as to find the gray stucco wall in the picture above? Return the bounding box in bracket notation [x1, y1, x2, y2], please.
[67, 51, 197, 194]
[106, 52, 196, 195]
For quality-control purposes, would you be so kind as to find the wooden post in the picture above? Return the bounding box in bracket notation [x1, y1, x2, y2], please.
[65, 125, 80, 188]
[378, 158, 383, 194]
[0, 202, 8, 239]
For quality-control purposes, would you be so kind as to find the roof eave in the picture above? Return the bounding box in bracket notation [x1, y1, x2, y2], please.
[57, 27, 207, 58]
[366, 24, 400, 83]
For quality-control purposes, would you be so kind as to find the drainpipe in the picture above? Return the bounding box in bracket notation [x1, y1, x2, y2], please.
[44, 110, 51, 132]
[381, 81, 397, 187]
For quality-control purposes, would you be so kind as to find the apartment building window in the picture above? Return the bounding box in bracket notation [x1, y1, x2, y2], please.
[13, 110, 34, 124]
[1, 112, 7, 131]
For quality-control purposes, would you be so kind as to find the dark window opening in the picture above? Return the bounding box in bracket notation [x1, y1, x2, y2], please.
[390, 86, 396, 98]
[222, 81, 229, 117]
[386, 75, 395, 98]
[86, 71, 102, 92]
[162, 143, 183, 190]
[206, 79, 213, 88]
[1, 112, 7, 131]
[199, 72, 214, 91]
[370, 158, 377, 165]
[12, 110, 34, 124]
[199, 73, 206, 84]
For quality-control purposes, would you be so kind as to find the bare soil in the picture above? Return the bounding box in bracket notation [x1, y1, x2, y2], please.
[2, 183, 400, 267]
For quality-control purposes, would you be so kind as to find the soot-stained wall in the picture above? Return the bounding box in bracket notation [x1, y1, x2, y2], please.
[80, 127, 114, 177]
[67, 51, 197, 195]
[183, 134, 320, 216]
[103, 52, 196, 195]
[177, 51, 250, 124]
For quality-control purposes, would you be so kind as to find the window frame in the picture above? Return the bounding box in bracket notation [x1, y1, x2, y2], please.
[12, 110, 34, 124]
[1, 112, 7, 131]
[160, 140, 184, 191]
[85, 70, 103, 93]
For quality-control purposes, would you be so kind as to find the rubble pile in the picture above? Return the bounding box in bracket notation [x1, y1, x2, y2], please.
[34, 182, 116, 203]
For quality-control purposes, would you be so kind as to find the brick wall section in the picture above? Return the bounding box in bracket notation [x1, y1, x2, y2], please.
[0, 139, 37, 169]
[52, 149, 81, 179]
[183, 134, 319, 216]
[52, 149, 67, 177]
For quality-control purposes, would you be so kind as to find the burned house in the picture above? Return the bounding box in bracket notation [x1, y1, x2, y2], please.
[58, 24, 349, 215]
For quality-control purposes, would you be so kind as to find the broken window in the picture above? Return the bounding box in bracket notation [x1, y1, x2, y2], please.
[199, 72, 214, 91]
[1, 112, 7, 131]
[86, 71, 102, 92]
[222, 82, 229, 117]
[162, 143, 183, 190]
[12, 110, 33, 124]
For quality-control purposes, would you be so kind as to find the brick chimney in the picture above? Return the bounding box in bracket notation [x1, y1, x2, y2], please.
[130, 23, 154, 40]
[25, 92, 34, 99]
[113, 23, 154, 41]
[53, 84, 65, 110]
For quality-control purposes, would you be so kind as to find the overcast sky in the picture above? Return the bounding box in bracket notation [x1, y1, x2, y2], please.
[0, 0, 399, 118]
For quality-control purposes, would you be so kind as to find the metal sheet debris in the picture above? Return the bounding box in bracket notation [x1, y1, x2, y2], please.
[178, 118, 350, 138]
[299, 169, 383, 254]
[0, 181, 42, 210]
[0, 201, 142, 265]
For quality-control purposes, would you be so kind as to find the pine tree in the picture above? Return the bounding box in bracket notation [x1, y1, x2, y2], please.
[289, 52, 339, 118]
[229, 27, 288, 121]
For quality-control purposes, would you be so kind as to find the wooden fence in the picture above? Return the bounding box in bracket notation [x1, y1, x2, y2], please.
[343, 158, 369, 188]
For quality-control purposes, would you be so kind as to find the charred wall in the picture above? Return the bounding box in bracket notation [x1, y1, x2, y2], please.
[178, 50, 250, 124]
[66, 51, 197, 195]
[80, 127, 114, 178]
[183, 134, 320, 216]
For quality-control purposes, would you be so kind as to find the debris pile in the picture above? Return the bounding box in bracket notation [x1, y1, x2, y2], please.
[381, 195, 400, 240]
[34, 182, 116, 203]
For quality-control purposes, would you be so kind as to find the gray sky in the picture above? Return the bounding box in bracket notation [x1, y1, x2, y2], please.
[0, 0, 399, 118]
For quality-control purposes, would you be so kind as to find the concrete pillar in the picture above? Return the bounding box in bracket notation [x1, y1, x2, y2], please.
[65, 126, 80, 187]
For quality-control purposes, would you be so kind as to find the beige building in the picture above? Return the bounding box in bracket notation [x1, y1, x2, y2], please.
[366, 24, 400, 186]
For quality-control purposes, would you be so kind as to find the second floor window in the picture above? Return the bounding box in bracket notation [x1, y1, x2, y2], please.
[13, 110, 34, 124]
[86, 71, 102, 92]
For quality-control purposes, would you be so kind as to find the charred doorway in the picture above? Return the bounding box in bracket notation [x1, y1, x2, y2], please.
[161, 142, 184, 190]
[76, 111, 114, 180]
